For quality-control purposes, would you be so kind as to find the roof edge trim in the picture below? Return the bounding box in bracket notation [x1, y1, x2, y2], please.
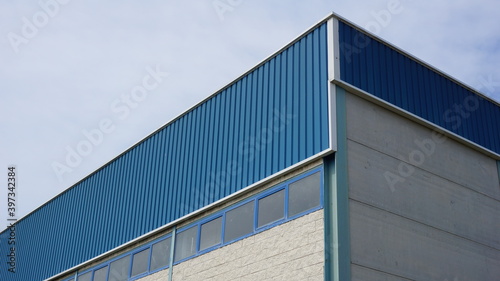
[330, 11, 500, 107]
[333, 79, 500, 160]
[8, 13, 336, 230]
[44, 148, 333, 281]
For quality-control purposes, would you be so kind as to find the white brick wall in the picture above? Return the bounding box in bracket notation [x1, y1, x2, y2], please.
[137, 268, 169, 281]
[164, 210, 325, 281]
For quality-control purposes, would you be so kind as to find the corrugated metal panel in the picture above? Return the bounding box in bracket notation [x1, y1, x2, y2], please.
[338, 21, 500, 155]
[0, 23, 329, 281]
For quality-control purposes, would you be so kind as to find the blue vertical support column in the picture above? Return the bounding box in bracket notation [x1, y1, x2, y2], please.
[324, 85, 351, 281]
[497, 161, 500, 185]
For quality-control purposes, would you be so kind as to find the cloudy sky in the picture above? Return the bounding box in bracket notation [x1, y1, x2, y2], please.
[1, 0, 499, 227]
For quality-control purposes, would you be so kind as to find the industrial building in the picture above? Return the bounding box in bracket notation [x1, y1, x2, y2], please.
[1, 12, 499, 281]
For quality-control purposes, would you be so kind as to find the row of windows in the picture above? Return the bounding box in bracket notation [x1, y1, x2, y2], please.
[65, 167, 323, 281]
[75, 236, 171, 281]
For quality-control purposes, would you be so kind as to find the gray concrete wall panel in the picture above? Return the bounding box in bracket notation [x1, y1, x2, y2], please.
[348, 140, 500, 250]
[345, 93, 500, 200]
[351, 264, 413, 281]
[350, 201, 500, 281]
[345, 92, 500, 281]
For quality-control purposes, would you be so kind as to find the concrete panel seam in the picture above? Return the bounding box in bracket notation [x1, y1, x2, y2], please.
[349, 198, 500, 252]
[347, 138, 500, 204]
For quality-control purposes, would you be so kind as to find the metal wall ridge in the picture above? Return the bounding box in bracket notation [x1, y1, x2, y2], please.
[334, 79, 500, 160]
[332, 12, 500, 107]
[44, 149, 331, 281]
[2, 13, 337, 233]
[338, 21, 500, 155]
[0, 21, 330, 281]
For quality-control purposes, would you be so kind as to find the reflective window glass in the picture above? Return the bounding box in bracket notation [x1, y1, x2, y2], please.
[224, 201, 254, 242]
[200, 217, 222, 251]
[258, 189, 285, 227]
[108, 256, 129, 281]
[174, 226, 197, 262]
[288, 172, 321, 217]
[93, 266, 108, 281]
[131, 248, 150, 277]
[150, 237, 171, 271]
[77, 272, 91, 281]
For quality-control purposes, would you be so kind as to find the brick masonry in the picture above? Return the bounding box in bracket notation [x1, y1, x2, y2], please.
[139, 210, 324, 281]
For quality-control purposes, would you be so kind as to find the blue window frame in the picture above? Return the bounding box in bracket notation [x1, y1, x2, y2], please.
[288, 171, 321, 218]
[174, 226, 197, 263]
[224, 201, 255, 243]
[108, 255, 129, 281]
[76, 271, 91, 281]
[199, 216, 223, 251]
[93, 266, 108, 281]
[131, 248, 149, 277]
[257, 189, 285, 228]
[149, 237, 171, 272]
[68, 166, 323, 281]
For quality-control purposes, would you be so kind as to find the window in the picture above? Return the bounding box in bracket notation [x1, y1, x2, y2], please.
[288, 171, 321, 217]
[150, 237, 170, 271]
[77, 272, 91, 281]
[93, 266, 108, 281]
[258, 189, 285, 228]
[131, 248, 150, 277]
[224, 201, 254, 242]
[174, 226, 197, 262]
[67, 168, 323, 281]
[108, 256, 129, 281]
[199, 217, 222, 251]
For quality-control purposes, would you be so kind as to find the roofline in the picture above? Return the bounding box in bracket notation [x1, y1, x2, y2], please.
[334, 79, 500, 160]
[44, 149, 332, 281]
[1, 13, 336, 234]
[330, 11, 500, 107]
[7, 11, 499, 233]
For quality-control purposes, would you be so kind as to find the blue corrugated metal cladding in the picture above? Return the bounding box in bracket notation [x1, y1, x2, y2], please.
[338, 21, 500, 155]
[0, 23, 329, 281]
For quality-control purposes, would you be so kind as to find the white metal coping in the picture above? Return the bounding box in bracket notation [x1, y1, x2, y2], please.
[333, 79, 500, 160]
[44, 148, 334, 281]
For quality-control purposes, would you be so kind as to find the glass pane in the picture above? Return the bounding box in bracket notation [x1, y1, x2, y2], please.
[108, 256, 129, 281]
[131, 248, 150, 277]
[200, 217, 222, 251]
[150, 237, 171, 271]
[77, 272, 91, 281]
[174, 226, 197, 262]
[93, 266, 108, 281]
[288, 171, 321, 217]
[224, 201, 254, 242]
[258, 189, 285, 227]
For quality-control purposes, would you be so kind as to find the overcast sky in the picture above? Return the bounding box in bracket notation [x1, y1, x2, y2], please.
[1, 0, 499, 228]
